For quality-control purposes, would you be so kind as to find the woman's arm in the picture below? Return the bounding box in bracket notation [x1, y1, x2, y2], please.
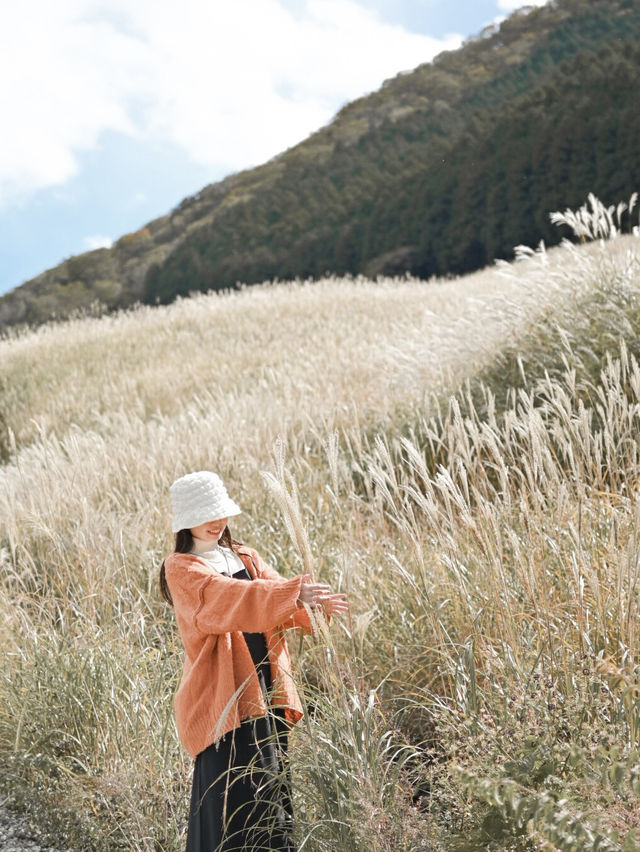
[250, 550, 348, 628]
[242, 550, 313, 630]
[165, 553, 303, 634]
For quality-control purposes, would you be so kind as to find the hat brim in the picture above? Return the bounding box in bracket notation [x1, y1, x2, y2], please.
[171, 500, 242, 533]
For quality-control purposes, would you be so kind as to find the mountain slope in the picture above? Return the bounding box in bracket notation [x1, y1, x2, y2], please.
[1, 0, 639, 328]
[365, 39, 640, 277]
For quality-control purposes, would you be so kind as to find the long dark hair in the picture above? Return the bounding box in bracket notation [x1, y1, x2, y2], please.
[159, 525, 243, 606]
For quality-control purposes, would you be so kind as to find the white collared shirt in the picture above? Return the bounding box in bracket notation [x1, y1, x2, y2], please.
[191, 539, 246, 577]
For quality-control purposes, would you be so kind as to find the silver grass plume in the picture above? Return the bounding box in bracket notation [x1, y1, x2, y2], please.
[261, 438, 316, 580]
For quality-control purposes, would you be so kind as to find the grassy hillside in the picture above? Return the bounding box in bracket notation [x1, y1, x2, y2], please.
[2, 198, 640, 850]
[1, 0, 640, 329]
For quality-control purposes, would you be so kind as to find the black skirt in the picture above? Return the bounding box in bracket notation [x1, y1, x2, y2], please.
[185, 567, 297, 852]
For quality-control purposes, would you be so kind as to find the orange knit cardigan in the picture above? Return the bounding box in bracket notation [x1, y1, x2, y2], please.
[164, 545, 312, 759]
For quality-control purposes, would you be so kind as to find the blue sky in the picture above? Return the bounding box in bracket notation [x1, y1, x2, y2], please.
[0, 0, 545, 296]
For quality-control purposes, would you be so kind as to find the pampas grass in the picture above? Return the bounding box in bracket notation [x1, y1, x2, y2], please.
[1, 196, 640, 848]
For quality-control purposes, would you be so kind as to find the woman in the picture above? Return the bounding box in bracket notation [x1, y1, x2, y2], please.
[160, 470, 348, 851]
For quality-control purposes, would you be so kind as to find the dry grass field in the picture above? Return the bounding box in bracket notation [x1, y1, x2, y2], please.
[1, 197, 640, 850]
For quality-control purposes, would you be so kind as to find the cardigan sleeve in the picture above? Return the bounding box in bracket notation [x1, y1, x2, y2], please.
[249, 549, 328, 632]
[166, 553, 303, 635]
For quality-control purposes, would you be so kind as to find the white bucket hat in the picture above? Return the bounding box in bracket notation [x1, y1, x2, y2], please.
[170, 471, 241, 532]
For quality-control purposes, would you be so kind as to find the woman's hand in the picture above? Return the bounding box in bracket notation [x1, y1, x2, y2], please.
[298, 575, 349, 616]
[318, 592, 349, 616]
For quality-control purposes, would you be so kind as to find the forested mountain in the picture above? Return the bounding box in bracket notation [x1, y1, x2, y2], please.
[1, 0, 639, 329]
[366, 40, 640, 278]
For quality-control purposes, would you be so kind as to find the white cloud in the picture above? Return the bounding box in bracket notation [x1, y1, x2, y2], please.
[0, 0, 462, 208]
[496, 0, 547, 10]
[0, 3, 137, 207]
[84, 234, 113, 250]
